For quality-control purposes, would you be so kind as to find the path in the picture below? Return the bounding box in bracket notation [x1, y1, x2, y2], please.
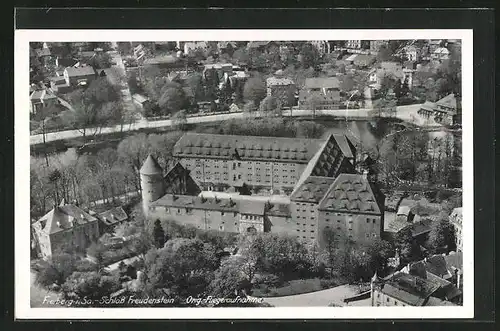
[30, 103, 431, 145]
[255, 284, 361, 307]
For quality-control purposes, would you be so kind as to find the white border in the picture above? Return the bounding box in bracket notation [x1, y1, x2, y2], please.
[15, 29, 473, 320]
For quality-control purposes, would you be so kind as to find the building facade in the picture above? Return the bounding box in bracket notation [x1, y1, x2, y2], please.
[31, 201, 100, 259]
[266, 76, 296, 108]
[449, 207, 463, 251]
[298, 77, 341, 110]
[63, 65, 97, 87]
[142, 133, 385, 249]
[29, 88, 58, 114]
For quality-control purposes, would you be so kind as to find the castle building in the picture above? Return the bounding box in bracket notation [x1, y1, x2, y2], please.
[31, 200, 100, 259]
[141, 133, 385, 249]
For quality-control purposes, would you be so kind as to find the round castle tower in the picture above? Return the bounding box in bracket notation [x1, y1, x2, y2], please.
[140, 154, 166, 217]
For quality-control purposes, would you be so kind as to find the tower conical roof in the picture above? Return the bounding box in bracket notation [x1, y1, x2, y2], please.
[140, 154, 163, 175]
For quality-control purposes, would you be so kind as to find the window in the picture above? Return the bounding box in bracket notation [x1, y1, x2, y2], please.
[373, 219, 376, 224]
[394, 301, 398, 306]
[365, 233, 370, 238]
[386, 298, 390, 303]
[372, 233, 377, 238]
[221, 212, 225, 216]
[177, 209, 181, 214]
[366, 219, 370, 223]
[325, 219, 330, 222]
[296, 229, 300, 232]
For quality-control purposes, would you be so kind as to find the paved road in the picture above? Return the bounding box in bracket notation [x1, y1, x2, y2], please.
[30, 103, 429, 145]
[254, 284, 360, 307]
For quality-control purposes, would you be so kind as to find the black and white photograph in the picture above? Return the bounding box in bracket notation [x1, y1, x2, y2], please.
[15, 29, 473, 319]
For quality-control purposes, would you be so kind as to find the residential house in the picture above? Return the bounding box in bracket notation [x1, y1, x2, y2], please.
[428, 40, 443, 54]
[98, 207, 128, 231]
[370, 271, 457, 306]
[431, 47, 450, 62]
[374, 61, 414, 89]
[353, 54, 376, 68]
[183, 41, 209, 56]
[49, 76, 72, 94]
[31, 200, 100, 259]
[29, 88, 58, 114]
[309, 40, 331, 55]
[55, 57, 79, 68]
[266, 76, 296, 108]
[217, 41, 237, 54]
[403, 45, 422, 62]
[401, 253, 463, 303]
[132, 94, 152, 109]
[63, 65, 97, 87]
[418, 93, 457, 125]
[346, 40, 369, 50]
[298, 77, 341, 110]
[449, 207, 463, 252]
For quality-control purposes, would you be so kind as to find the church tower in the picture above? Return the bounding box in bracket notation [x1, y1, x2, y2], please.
[140, 154, 166, 217]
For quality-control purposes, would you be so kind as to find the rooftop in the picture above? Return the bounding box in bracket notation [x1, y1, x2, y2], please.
[304, 77, 340, 89]
[65, 65, 96, 77]
[30, 89, 57, 101]
[317, 174, 383, 215]
[266, 76, 295, 86]
[380, 272, 441, 306]
[173, 133, 324, 163]
[140, 154, 163, 175]
[151, 194, 239, 213]
[33, 201, 98, 235]
[99, 207, 128, 226]
[436, 93, 457, 109]
[290, 176, 336, 203]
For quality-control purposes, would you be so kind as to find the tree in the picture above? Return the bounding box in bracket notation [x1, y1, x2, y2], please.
[35, 253, 77, 288]
[395, 227, 421, 263]
[427, 217, 455, 253]
[208, 258, 251, 298]
[129, 231, 153, 259]
[158, 85, 186, 115]
[373, 98, 397, 118]
[295, 121, 325, 139]
[144, 238, 219, 301]
[153, 220, 166, 248]
[87, 242, 106, 270]
[185, 72, 204, 103]
[376, 45, 392, 63]
[259, 95, 278, 114]
[232, 48, 250, 65]
[83, 77, 120, 105]
[171, 110, 188, 131]
[61, 271, 121, 305]
[243, 75, 267, 107]
[298, 42, 320, 69]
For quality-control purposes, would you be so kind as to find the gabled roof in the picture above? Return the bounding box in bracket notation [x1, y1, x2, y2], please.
[436, 93, 457, 109]
[35, 48, 51, 57]
[433, 47, 450, 55]
[317, 174, 383, 215]
[266, 76, 295, 86]
[239, 200, 267, 216]
[140, 154, 163, 175]
[99, 207, 128, 226]
[304, 77, 340, 89]
[380, 272, 441, 306]
[290, 176, 336, 203]
[65, 66, 96, 77]
[173, 133, 323, 163]
[30, 89, 57, 102]
[35, 203, 98, 235]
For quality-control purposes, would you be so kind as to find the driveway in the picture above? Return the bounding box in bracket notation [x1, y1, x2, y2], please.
[255, 284, 360, 307]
